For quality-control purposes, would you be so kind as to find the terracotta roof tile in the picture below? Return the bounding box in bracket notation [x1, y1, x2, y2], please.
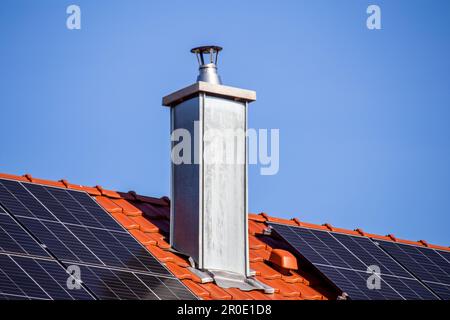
[293, 218, 330, 231]
[248, 220, 267, 235]
[145, 245, 174, 262]
[0, 173, 29, 182]
[296, 283, 325, 300]
[182, 280, 210, 299]
[244, 290, 272, 300]
[257, 278, 301, 297]
[200, 283, 232, 300]
[282, 273, 306, 284]
[95, 185, 122, 199]
[23, 174, 66, 188]
[225, 288, 254, 300]
[95, 196, 122, 213]
[248, 213, 267, 222]
[129, 229, 157, 245]
[110, 212, 139, 230]
[261, 213, 297, 226]
[137, 202, 169, 220]
[130, 216, 159, 233]
[249, 237, 267, 250]
[165, 262, 200, 281]
[131, 192, 168, 206]
[61, 180, 102, 196]
[250, 262, 281, 280]
[112, 198, 142, 216]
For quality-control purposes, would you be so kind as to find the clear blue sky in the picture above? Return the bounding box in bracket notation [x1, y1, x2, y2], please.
[1, 1, 449, 245]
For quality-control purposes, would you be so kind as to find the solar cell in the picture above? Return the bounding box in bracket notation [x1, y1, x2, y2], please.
[316, 265, 402, 300]
[270, 223, 439, 300]
[332, 233, 411, 278]
[0, 179, 196, 300]
[0, 212, 49, 258]
[425, 282, 450, 300]
[0, 180, 57, 221]
[12, 255, 94, 300]
[70, 265, 195, 300]
[377, 240, 450, 300]
[0, 253, 94, 300]
[378, 241, 450, 285]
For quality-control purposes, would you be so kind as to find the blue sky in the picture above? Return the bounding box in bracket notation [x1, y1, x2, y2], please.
[1, 0, 449, 245]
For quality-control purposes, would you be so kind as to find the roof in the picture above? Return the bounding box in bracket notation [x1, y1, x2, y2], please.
[1, 172, 449, 300]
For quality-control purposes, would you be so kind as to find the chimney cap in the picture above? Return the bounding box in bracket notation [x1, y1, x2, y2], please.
[190, 45, 223, 54]
[191, 45, 223, 84]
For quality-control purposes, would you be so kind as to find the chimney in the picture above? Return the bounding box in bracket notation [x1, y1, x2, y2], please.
[162, 46, 271, 291]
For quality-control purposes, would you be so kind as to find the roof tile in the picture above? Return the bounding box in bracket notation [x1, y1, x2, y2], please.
[23, 174, 66, 188]
[129, 229, 157, 245]
[257, 278, 301, 297]
[200, 283, 232, 300]
[95, 196, 122, 213]
[182, 280, 210, 299]
[61, 180, 102, 196]
[110, 212, 139, 230]
[112, 198, 142, 216]
[250, 262, 281, 280]
[249, 237, 266, 250]
[293, 218, 330, 231]
[95, 186, 122, 199]
[248, 220, 267, 235]
[225, 288, 254, 300]
[0, 173, 29, 182]
[248, 213, 267, 222]
[130, 215, 159, 233]
[145, 245, 174, 262]
[165, 262, 200, 281]
[261, 213, 297, 226]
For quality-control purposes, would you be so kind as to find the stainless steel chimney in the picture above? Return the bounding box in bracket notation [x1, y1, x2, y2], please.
[191, 46, 222, 84]
[162, 47, 271, 292]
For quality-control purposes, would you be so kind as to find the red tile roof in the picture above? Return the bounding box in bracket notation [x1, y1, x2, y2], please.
[1, 172, 449, 300]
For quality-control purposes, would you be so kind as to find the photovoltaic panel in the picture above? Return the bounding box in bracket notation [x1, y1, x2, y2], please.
[425, 282, 450, 300]
[69, 264, 197, 300]
[315, 265, 402, 300]
[269, 223, 438, 300]
[17, 217, 102, 265]
[331, 233, 412, 278]
[0, 179, 58, 221]
[377, 240, 450, 299]
[0, 210, 49, 258]
[0, 178, 196, 300]
[135, 273, 198, 300]
[0, 253, 94, 300]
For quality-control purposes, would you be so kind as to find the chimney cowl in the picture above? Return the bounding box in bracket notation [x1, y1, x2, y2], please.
[191, 45, 223, 84]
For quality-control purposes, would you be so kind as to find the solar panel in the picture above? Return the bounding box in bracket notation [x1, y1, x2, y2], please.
[71, 265, 196, 300]
[377, 240, 450, 300]
[0, 253, 94, 300]
[270, 223, 439, 300]
[0, 212, 49, 258]
[0, 179, 196, 300]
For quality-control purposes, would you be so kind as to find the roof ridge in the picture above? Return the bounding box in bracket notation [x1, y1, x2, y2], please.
[0, 172, 169, 207]
[1, 172, 448, 251]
